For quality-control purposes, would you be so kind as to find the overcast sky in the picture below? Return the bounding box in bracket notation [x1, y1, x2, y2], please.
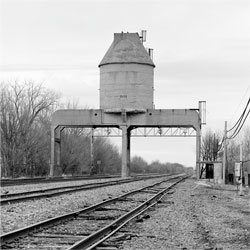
[1, 0, 250, 167]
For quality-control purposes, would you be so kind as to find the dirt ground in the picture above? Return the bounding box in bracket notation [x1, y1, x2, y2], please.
[119, 178, 250, 250]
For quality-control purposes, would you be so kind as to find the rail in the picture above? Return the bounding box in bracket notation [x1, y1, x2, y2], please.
[1, 174, 170, 205]
[1, 175, 187, 249]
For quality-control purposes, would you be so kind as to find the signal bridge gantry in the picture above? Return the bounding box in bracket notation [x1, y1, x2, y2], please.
[92, 127, 196, 137]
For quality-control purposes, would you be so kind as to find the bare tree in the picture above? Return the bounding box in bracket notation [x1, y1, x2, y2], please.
[93, 137, 121, 174]
[200, 129, 222, 178]
[242, 126, 250, 179]
[131, 156, 148, 173]
[0, 81, 59, 177]
[242, 126, 250, 161]
[61, 128, 91, 175]
[59, 101, 93, 175]
[227, 126, 250, 182]
[201, 130, 222, 161]
[148, 161, 185, 174]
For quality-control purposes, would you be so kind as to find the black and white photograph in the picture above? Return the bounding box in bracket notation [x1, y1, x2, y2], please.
[1, 0, 250, 249]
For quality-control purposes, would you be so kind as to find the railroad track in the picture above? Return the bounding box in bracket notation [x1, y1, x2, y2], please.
[0, 173, 162, 187]
[1, 175, 187, 250]
[0, 174, 170, 205]
[0, 175, 119, 187]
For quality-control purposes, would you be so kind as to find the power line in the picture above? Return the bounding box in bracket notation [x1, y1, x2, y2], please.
[217, 137, 225, 152]
[227, 97, 250, 132]
[229, 83, 250, 125]
[227, 97, 250, 139]
[228, 109, 250, 140]
[227, 98, 250, 132]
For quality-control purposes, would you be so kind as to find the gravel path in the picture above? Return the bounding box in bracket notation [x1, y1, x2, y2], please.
[0, 176, 169, 234]
[120, 178, 250, 250]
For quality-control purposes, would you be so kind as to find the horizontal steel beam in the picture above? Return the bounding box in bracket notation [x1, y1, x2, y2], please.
[52, 109, 200, 131]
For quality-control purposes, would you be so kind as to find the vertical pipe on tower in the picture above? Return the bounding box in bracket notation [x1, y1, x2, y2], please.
[196, 102, 203, 179]
[196, 127, 201, 179]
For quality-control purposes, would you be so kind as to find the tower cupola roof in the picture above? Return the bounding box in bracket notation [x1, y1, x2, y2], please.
[99, 32, 155, 67]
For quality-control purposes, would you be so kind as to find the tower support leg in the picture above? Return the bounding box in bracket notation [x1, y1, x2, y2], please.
[127, 128, 131, 176]
[50, 126, 61, 177]
[121, 125, 131, 177]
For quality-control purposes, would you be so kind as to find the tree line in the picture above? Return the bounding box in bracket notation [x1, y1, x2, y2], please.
[1, 82, 58, 177]
[1, 81, 191, 178]
[131, 156, 194, 175]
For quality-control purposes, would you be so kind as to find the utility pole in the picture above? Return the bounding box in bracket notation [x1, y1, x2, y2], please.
[0, 127, 2, 177]
[244, 160, 249, 188]
[243, 146, 249, 188]
[223, 121, 227, 184]
[239, 144, 244, 195]
[247, 151, 250, 187]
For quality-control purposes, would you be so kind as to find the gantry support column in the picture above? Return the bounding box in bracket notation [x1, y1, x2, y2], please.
[196, 126, 201, 179]
[196, 101, 204, 180]
[127, 128, 131, 176]
[121, 125, 131, 178]
[50, 126, 62, 177]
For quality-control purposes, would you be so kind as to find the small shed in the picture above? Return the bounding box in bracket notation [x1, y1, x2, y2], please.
[202, 161, 223, 184]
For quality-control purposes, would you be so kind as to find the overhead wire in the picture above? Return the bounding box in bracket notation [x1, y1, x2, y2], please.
[228, 109, 250, 140]
[216, 95, 250, 153]
[217, 136, 225, 152]
[216, 85, 250, 163]
[227, 97, 250, 139]
[227, 98, 249, 132]
[229, 83, 250, 125]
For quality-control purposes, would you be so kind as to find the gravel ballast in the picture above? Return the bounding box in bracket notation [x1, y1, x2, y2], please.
[1, 177, 249, 250]
[120, 178, 250, 250]
[0, 177, 122, 195]
[0, 176, 171, 234]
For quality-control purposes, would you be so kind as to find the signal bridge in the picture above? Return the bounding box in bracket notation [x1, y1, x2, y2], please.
[92, 127, 196, 137]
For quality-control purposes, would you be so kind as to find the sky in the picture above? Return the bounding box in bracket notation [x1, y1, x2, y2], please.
[1, 0, 250, 167]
